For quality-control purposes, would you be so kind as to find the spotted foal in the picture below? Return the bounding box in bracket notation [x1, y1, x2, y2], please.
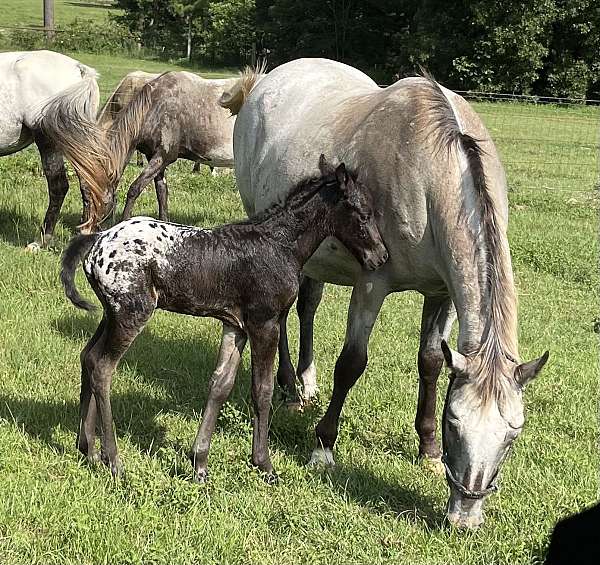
[60, 155, 388, 481]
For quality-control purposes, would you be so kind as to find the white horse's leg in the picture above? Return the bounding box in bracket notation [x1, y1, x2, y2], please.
[309, 276, 388, 466]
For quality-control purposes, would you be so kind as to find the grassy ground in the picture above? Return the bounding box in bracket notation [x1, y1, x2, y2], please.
[0, 1, 119, 28]
[0, 79, 598, 563]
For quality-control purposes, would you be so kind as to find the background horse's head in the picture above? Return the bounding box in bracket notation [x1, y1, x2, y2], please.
[318, 155, 388, 271]
[441, 342, 549, 528]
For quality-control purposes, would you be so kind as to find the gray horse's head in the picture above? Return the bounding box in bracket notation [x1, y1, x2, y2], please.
[440, 341, 548, 528]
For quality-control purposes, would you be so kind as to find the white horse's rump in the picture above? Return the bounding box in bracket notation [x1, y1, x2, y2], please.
[0, 50, 99, 245]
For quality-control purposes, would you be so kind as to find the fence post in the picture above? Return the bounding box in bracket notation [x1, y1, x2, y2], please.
[43, 0, 55, 42]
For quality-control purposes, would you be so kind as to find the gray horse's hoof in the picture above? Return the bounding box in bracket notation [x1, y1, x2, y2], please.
[307, 446, 335, 468]
[420, 455, 444, 475]
[25, 242, 42, 253]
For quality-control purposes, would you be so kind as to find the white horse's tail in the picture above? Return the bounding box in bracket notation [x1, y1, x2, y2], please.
[219, 62, 266, 115]
[35, 64, 111, 231]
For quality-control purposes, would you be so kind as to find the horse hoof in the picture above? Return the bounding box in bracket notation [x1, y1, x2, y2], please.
[25, 242, 42, 253]
[308, 446, 335, 468]
[193, 469, 209, 484]
[263, 471, 279, 485]
[420, 455, 444, 475]
[285, 400, 303, 412]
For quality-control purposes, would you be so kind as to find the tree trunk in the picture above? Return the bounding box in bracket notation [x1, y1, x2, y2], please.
[187, 16, 192, 61]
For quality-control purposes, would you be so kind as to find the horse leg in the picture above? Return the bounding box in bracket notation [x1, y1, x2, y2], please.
[192, 160, 202, 173]
[310, 277, 387, 466]
[415, 295, 456, 472]
[121, 152, 166, 221]
[296, 276, 324, 401]
[31, 133, 69, 248]
[77, 317, 106, 462]
[190, 324, 247, 482]
[154, 170, 169, 222]
[248, 319, 279, 479]
[276, 309, 301, 408]
[85, 311, 151, 477]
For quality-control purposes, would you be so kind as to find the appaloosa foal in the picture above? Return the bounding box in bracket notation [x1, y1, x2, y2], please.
[60, 156, 388, 481]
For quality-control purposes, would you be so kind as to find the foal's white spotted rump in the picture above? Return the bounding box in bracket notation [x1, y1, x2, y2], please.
[84, 217, 207, 304]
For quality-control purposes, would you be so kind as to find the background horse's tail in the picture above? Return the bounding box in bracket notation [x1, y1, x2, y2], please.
[35, 63, 111, 231]
[61, 233, 100, 311]
[219, 61, 266, 115]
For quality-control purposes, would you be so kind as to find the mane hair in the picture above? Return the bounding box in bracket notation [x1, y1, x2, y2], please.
[416, 73, 519, 405]
[96, 73, 130, 126]
[219, 61, 266, 115]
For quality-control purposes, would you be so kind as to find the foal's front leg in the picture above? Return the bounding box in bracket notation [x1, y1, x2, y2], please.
[191, 324, 247, 482]
[248, 320, 280, 479]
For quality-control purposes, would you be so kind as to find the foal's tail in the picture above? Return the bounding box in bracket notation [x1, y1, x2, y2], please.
[61, 233, 100, 311]
[219, 61, 266, 115]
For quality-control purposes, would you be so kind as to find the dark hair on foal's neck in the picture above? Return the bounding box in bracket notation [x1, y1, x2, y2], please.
[239, 172, 346, 227]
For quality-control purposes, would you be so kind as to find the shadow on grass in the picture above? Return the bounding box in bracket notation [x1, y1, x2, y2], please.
[0, 205, 81, 248]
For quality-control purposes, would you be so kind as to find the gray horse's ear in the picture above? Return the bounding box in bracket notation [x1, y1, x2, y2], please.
[515, 351, 549, 388]
[335, 162, 349, 186]
[441, 340, 468, 375]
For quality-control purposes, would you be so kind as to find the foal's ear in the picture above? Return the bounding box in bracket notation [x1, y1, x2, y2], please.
[441, 340, 468, 375]
[318, 154, 335, 175]
[335, 162, 349, 187]
[515, 350, 549, 389]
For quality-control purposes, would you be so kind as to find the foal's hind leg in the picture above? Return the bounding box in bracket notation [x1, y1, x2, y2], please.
[191, 324, 247, 482]
[85, 310, 152, 476]
[310, 277, 387, 467]
[121, 152, 168, 221]
[154, 170, 169, 222]
[415, 296, 455, 473]
[77, 318, 106, 462]
[30, 133, 69, 249]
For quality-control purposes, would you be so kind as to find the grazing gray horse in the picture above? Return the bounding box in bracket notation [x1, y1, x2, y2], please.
[221, 58, 549, 528]
[0, 50, 100, 246]
[44, 71, 237, 228]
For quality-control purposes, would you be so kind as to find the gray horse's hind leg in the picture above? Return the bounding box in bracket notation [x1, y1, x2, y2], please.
[121, 152, 167, 221]
[191, 324, 247, 482]
[276, 310, 302, 408]
[415, 296, 455, 470]
[154, 170, 169, 221]
[310, 277, 387, 466]
[31, 133, 69, 248]
[296, 276, 324, 400]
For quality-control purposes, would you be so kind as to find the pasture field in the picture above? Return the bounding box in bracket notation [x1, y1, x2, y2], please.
[0, 74, 598, 563]
[0, 1, 119, 28]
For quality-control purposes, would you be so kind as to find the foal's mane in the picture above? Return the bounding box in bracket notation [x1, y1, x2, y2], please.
[415, 74, 519, 405]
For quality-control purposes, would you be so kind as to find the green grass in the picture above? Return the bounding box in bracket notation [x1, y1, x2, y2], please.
[0, 80, 598, 563]
[0, 1, 119, 28]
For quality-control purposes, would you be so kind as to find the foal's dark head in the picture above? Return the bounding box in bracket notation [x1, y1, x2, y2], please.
[318, 155, 388, 271]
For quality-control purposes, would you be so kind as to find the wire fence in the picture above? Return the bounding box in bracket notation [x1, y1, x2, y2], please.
[459, 92, 599, 195]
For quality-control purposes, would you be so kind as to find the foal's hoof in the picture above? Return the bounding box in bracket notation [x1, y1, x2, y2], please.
[25, 242, 42, 253]
[307, 446, 335, 468]
[193, 468, 209, 484]
[262, 471, 279, 485]
[420, 455, 445, 476]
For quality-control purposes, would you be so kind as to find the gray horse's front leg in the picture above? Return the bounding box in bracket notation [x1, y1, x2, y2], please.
[415, 295, 456, 474]
[309, 276, 388, 467]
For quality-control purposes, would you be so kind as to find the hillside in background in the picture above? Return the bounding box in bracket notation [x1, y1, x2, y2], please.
[0, 0, 120, 28]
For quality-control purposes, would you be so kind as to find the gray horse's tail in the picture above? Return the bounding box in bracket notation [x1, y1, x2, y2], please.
[219, 61, 266, 115]
[61, 233, 100, 311]
[35, 64, 111, 232]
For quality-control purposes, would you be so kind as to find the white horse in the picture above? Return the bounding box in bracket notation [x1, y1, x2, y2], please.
[0, 50, 100, 247]
[221, 58, 549, 528]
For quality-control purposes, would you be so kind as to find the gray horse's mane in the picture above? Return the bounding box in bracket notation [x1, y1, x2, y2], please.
[416, 74, 519, 406]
